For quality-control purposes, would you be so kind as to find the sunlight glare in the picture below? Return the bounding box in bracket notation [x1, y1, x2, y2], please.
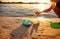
[35, 0, 52, 12]
[38, 4, 51, 12]
[36, 17, 49, 21]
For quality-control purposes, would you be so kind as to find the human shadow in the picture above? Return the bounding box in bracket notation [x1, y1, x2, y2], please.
[30, 24, 39, 36]
[10, 24, 31, 39]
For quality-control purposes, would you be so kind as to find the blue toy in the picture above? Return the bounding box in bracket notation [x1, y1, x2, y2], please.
[22, 19, 33, 26]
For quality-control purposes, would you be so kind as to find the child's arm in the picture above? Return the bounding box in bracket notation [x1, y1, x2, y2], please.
[53, 1, 60, 18]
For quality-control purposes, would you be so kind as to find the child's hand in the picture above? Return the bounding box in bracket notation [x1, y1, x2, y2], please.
[34, 11, 41, 16]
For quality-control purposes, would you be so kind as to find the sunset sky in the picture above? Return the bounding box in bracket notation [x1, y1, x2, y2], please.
[0, 0, 50, 2]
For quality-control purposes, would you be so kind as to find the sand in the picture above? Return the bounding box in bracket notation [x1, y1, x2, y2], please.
[0, 17, 60, 39]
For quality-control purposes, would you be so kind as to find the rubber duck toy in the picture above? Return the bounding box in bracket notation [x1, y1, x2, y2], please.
[22, 19, 33, 27]
[33, 20, 39, 25]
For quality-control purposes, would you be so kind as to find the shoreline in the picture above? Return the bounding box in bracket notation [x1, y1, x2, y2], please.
[0, 13, 58, 18]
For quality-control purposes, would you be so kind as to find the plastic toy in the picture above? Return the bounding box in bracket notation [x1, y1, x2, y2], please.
[33, 20, 39, 25]
[50, 22, 60, 29]
[22, 19, 33, 27]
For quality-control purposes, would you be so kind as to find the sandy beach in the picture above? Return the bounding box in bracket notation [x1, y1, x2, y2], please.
[0, 17, 60, 39]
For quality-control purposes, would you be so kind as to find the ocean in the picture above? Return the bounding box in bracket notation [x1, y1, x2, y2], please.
[0, 4, 58, 18]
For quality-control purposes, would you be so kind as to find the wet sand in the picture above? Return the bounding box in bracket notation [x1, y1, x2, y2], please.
[0, 17, 60, 39]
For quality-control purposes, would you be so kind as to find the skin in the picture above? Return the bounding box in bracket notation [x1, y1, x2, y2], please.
[35, 1, 60, 18]
[50, 0, 60, 18]
[53, 1, 60, 18]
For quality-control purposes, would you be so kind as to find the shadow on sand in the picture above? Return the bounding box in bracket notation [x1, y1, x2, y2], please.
[10, 23, 39, 39]
[30, 24, 39, 36]
[10, 24, 31, 39]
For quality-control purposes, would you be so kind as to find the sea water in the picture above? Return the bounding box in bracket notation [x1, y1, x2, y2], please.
[0, 4, 57, 18]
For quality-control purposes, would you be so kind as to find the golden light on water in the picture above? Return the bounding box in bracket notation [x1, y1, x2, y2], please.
[31, 17, 49, 21]
[36, 17, 47, 20]
[38, 4, 51, 12]
[37, 0, 51, 12]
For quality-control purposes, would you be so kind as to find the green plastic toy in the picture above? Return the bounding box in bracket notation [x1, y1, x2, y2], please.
[50, 22, 60, 29]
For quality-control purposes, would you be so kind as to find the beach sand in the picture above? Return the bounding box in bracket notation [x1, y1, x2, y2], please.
[0, 17, 60, 39]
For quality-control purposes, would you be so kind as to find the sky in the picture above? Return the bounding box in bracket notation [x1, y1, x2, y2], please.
[0, 0, 50, 2]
